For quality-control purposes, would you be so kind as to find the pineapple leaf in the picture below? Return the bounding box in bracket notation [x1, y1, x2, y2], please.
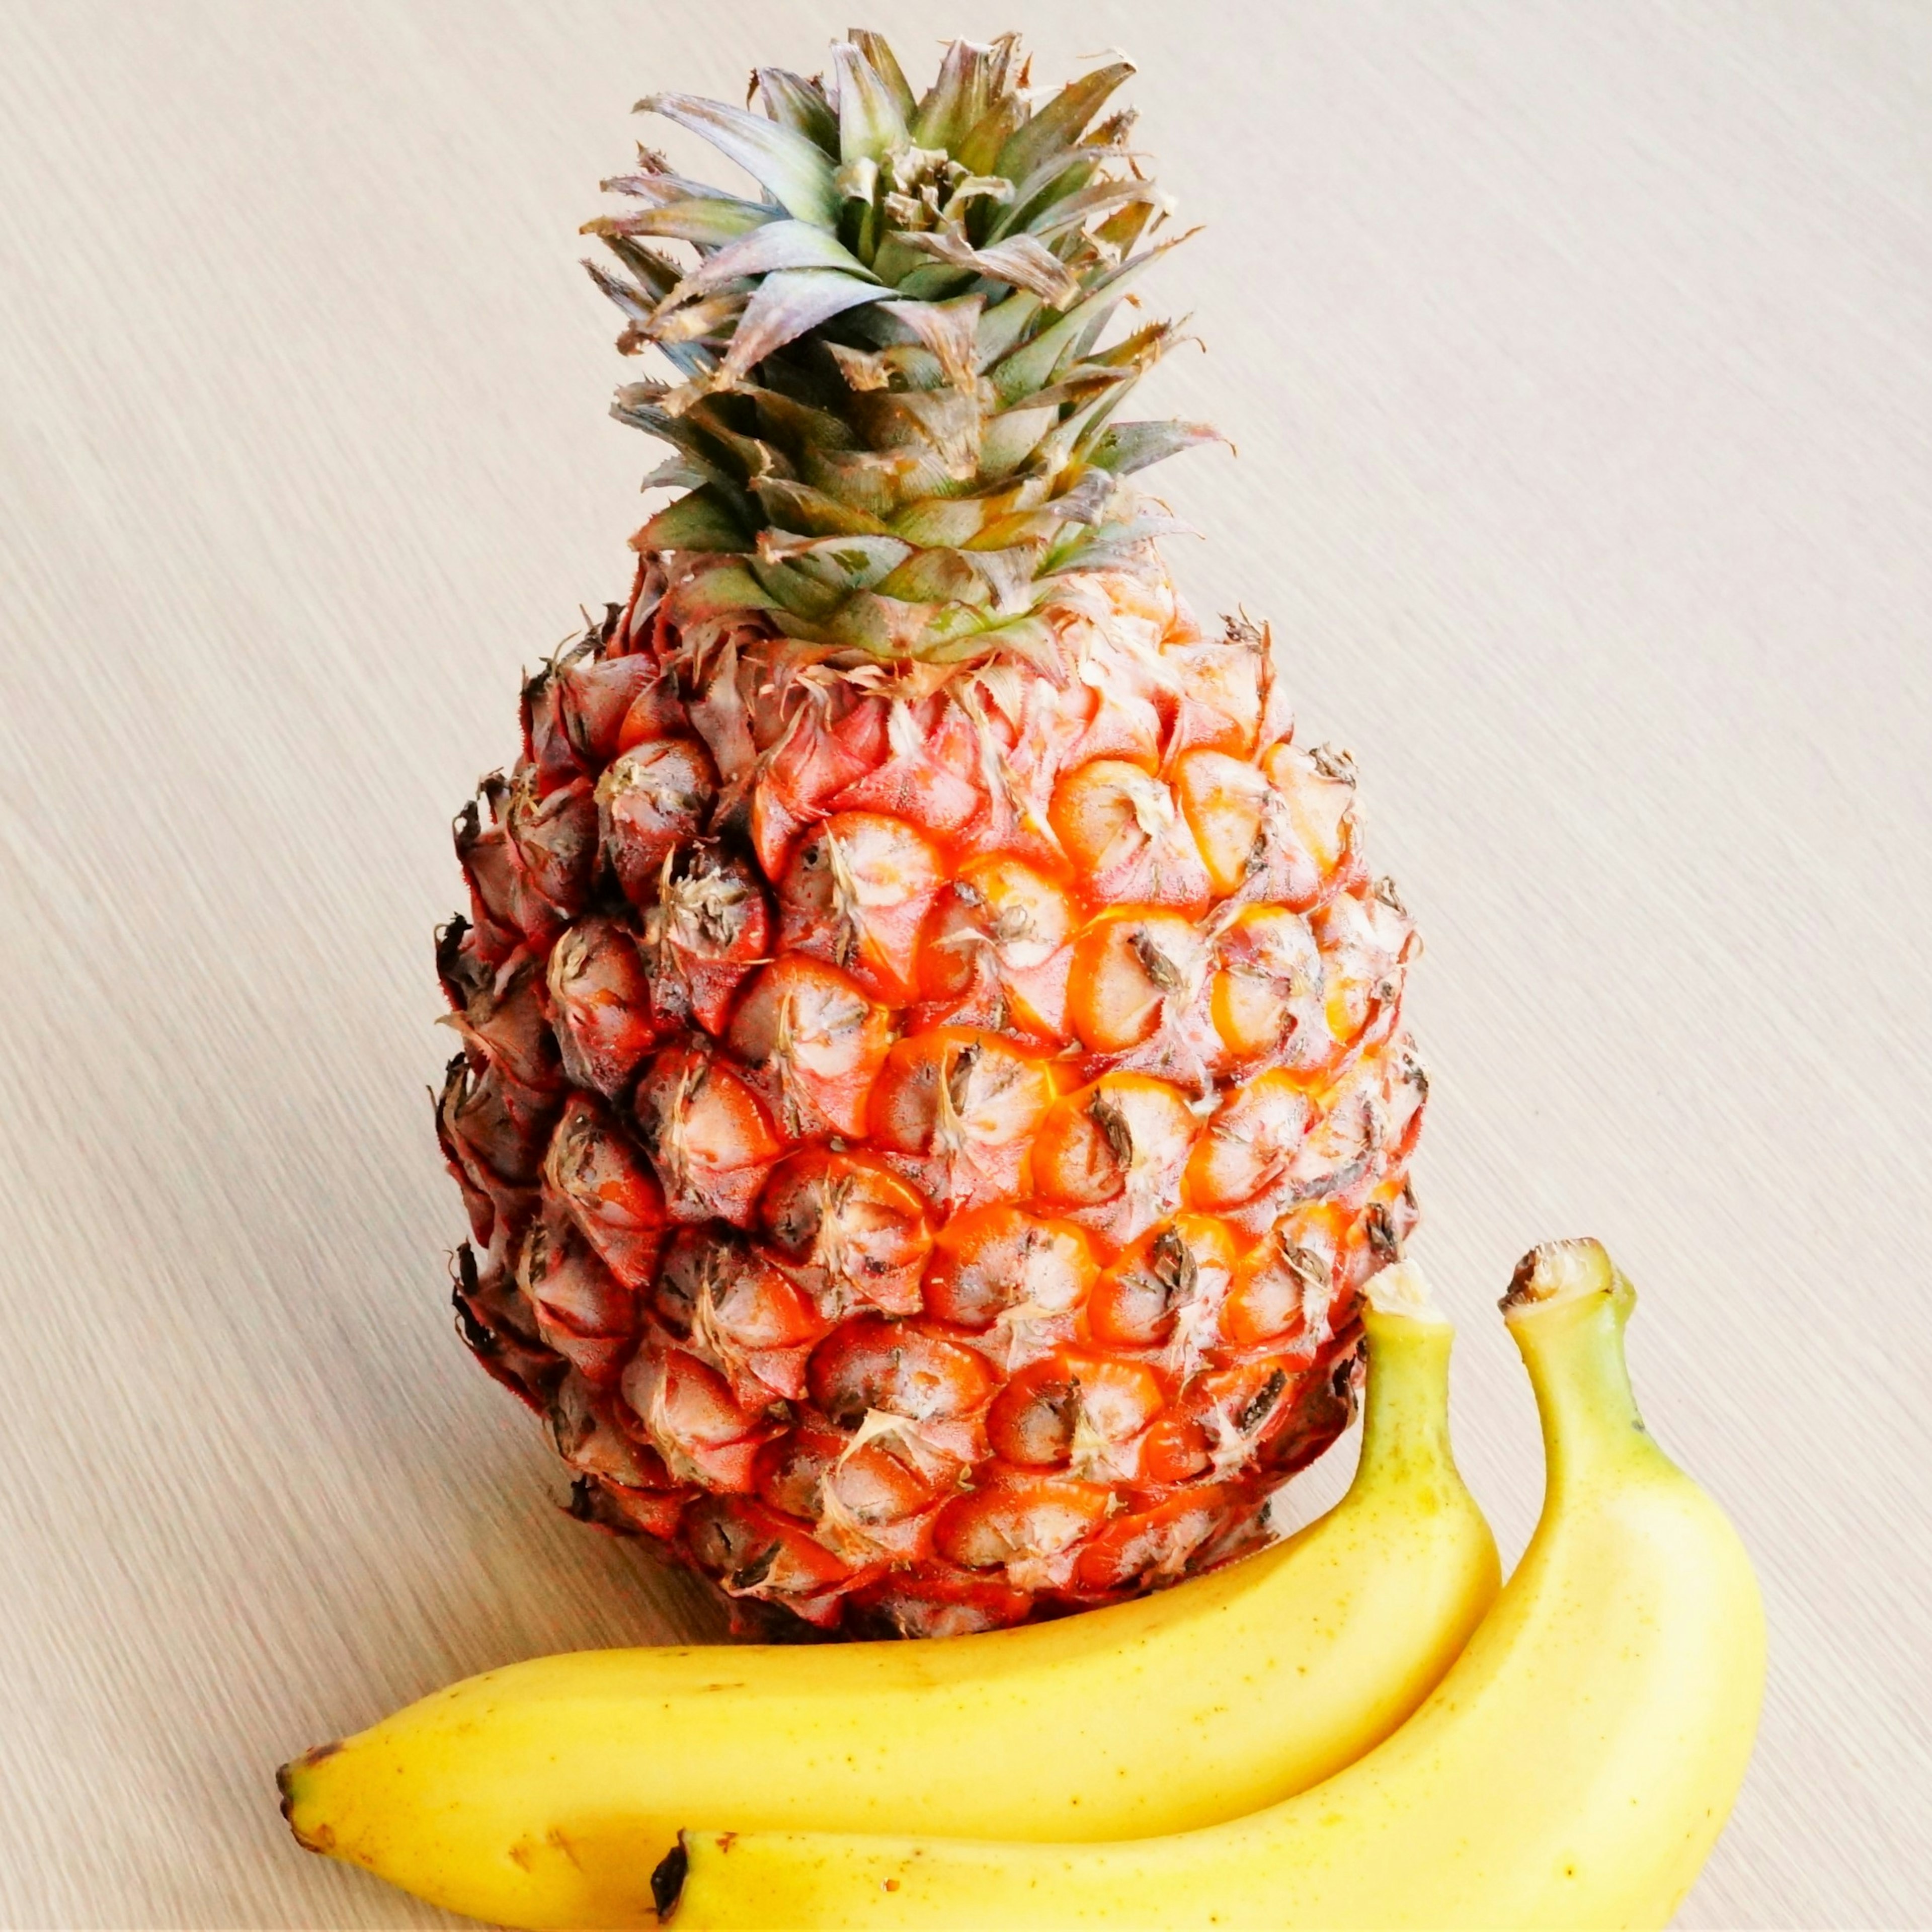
[991, 150, 1102, 244]
[752, 477, 894, 537]
[637, 455, 715, 492]
[994, 61, 1135, 185]
[928, 609, 1061, 672]
[755, 68, 839, 156]
[637, 93, 840, 227]
[667, 559, 785, 616]
[848, 31, 917, 124]
[607, 40, 1212, 603]
[891, 297, 984, 389]
[635, 486, 754, 552]
[875, 546, 988, 606]
[645, 291, 750, 349]
[889, 496, 996, 545]
[987, 228, 1193, 403]
[975, 289, 1044, 367]
[911, 38, 994, 153]
[810, 588, 949, 657]
[665, 219, 876, 309]
[758, 530, 913, 591]
[954, 92, 1027, 177]
[584, 259, 658, 329]
[598, 235, 682, 301]
[894, 231, 1080, 308]
[586, 199, 777, 248]
[832, 40, 909, 164]
[719, 270, 894, 383]
[745, 386, 859, 456]
[1024, 176, 1159, 245]
[979, 404, 1059, 478]
[1044, 511, 1193, 575]
[1083, 420, 1226, 475]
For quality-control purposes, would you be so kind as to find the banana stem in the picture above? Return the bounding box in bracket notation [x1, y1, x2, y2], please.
[1504, 1239, 1666, 1492]
[1356, 1302, 1457, 1492]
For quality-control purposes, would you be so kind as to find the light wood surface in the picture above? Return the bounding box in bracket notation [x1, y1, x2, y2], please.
[3, 2, 1926, 1925]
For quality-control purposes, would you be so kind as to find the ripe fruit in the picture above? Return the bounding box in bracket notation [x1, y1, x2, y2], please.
[653, 1239, 1767, 1930]
[278, 1263, 1496, 1930]
[438, 30, 1427, 1632]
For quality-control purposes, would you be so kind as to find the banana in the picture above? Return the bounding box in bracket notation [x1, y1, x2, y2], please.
[279, 1260, 1497, 1930]
[658, 1238, 1766, 1931]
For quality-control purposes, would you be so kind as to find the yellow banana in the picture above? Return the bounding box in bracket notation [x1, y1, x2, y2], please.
[280, 1261, 1496, 1930]
[659, 1237, 1766, 1931]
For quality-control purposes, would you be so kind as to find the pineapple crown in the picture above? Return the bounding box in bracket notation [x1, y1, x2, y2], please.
[585, 30, 1221, 668]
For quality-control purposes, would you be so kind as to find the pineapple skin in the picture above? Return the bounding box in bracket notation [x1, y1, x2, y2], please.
[438, 545, 1425, 1636]
[434, 32, 1425, 1636]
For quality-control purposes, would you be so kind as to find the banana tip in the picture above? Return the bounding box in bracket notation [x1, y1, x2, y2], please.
[276, 1742, 341, 1853]
[1364, 1256, 1446, 1323]
[1499, 1237, 1611, 1313]
[651, 1839, 689, 1921]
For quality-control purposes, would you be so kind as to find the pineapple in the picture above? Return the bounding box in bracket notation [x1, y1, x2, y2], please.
[438, 31, 1426, 1637]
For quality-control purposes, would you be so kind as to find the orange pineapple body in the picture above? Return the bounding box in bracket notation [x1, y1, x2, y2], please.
[437, 33, 1426, 1635]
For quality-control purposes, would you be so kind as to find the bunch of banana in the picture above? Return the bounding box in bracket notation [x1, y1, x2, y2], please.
[280, 1258, 1498, 1926]
[281, 1241, 1765, 1931]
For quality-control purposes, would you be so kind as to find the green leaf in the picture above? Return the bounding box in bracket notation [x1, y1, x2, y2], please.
[594, 237, 680, 302]
[890, 262, 979, 303]
[910, 37, 994, 152]
[990, 151, 1100, 243]
[979, 404, 1058, 478]
[988, 290, 1113, 404]
[800, 445, 905, 520]
[636, 93, 840, 227]
[954, 92, 1027, 177]
[719, 271, 895, 383]
[927, 610, 1061, 671]
[1022, 176, 1157, 245]
[752, 478, 894, 537]
[976, 289, 1043, 367]
[673, 561, 783, 616]
[849, 32, 917, 124]
[762, 531, 913, 591]
[586, 197, 776, 248]
[1044, 512, 1193, 576]
[743, 388, 859, 462]
[756, 69, 839, 155]
[683, 405, 796, 487]
[666, 219, 876, 307]
[635, 486, 753, 552]
[995, 62, 1135, 185]
[893, 297, 985, 388]
[584, 259, 656, 330]
[831, 40, 908, 165]
[876, 546, 988, 606]
[1083, 419, 1226, 476]
[891, 496, 996, 545]
[987, 230, 1194, 403]
[749, 555, 849, 621]
[894, 231, 1080, 308]
[815, 589, 950, 658]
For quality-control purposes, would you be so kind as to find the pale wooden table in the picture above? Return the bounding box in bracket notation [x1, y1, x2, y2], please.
[2, 2, 1926, 1924]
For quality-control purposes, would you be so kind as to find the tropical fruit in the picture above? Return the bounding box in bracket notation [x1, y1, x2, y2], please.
[436, 30, 1427, 1635]
[278, 1262, 1496, 1928]
[650, 1240, 1768, 1931]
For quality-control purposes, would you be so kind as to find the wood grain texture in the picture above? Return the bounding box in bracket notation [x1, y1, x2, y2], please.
[1, 1, 1925, 1924]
